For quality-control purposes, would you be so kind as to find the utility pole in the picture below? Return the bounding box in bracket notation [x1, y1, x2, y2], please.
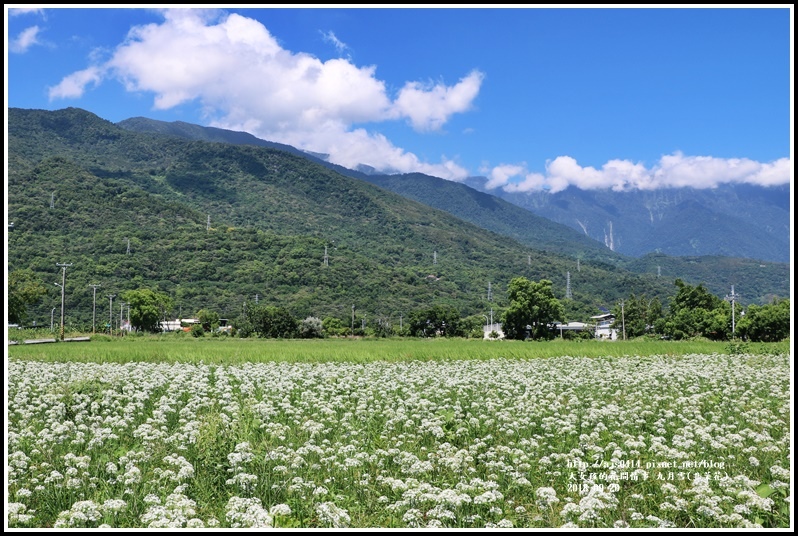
[107, 294, 116, 335]
[89, 284, 101, 334]
[351, 305, 355, 339]
[51, 308, 56, 331]
[56, 263, 72, 341]
[725, 286, 739, 338]
[619, 299, 626, 341]
[120, 301, 126, 334]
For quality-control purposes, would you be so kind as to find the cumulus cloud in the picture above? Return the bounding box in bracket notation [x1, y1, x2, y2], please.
[486, 152, 792, 193]
[393, 71, 484, 131]
[10, 26, 42, 53]
[48, 9, 481, 181]
[48, 66, 105, 99]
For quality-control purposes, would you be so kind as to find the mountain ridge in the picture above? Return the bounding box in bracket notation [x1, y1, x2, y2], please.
[7, 107, 788, 330]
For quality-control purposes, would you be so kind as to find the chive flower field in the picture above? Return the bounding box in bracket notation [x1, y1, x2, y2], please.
[7, 352, 790, 528]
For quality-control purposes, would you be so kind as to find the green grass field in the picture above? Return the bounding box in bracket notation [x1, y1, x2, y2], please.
[7, 334, 787, 364]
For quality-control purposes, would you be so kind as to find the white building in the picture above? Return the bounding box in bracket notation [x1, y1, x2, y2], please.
[591, 313, 618, 340]
[483, 322, 505, 340]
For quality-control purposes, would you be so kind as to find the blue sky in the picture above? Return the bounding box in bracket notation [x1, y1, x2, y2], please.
[6, 6, 793, 192]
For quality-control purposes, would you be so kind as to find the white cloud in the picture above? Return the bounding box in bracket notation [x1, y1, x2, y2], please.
[9, 8, 44, 17]
[48, 66, 105, 99]
[49, 9, 481, 181]
[321, 30, 348, 56]
[393, 71, 484, 132]
[485, 163, 525, 190]
[10, 25, 42, 53]
[488, 152, 792, 193]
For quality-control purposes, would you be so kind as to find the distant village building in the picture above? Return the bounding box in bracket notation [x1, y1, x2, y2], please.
[159, 318, 200, 332]
[483, 322, 504, 340]
[591, 313, 618, 340]
[553, 321, 590, 338]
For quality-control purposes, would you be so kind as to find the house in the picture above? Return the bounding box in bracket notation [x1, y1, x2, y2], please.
[591, 313, 618, 340]
[483, 322, 505, 340]
[553, 321, 590, 338]
[159, 318, 200, 332]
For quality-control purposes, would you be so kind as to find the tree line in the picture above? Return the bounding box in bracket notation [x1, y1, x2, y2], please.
[10, 270, 789, 343]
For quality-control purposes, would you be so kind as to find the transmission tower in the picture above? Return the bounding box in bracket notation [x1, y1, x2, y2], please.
[657, 265, 661, 277]
[433, 250, 437, 265]
[323, 245, 329, 266]
[487, 282, 493, 302]
[207, 215, 211, 232]
[50, 192, 55, 209]
[126, 238, 131, 255]
[565, 271, 572, 300]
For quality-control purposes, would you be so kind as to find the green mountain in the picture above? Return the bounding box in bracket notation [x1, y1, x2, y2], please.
[116, 113, 790, 305]
[7, 108, 788, 330]
[118, 117, 618, 262]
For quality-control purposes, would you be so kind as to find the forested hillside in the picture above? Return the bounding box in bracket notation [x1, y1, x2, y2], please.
[117, 114, 790, 304]
[7, 108, 788, 329]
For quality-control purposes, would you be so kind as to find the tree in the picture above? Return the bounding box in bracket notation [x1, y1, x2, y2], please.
[231, 314, 254, 338]
[737, 298, 790, 342]
[502, 277, 564, 340]
[197, 308, 220, 332]
[611, 294, 664, 339]
[407, 304, 462, 337]
[299, 316, 323, 339]
[122, 287, 173, 333]
[247, 304, 298, 338]
[8, 269, 48, 325]
[660, 279, 729, 340]
[322, 316, 347, 337]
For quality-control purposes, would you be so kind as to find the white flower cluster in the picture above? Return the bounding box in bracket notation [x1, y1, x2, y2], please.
[6, 353, 791, 528]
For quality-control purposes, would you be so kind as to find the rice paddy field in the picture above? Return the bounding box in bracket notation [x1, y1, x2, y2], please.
[6, 338, 792, 528]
